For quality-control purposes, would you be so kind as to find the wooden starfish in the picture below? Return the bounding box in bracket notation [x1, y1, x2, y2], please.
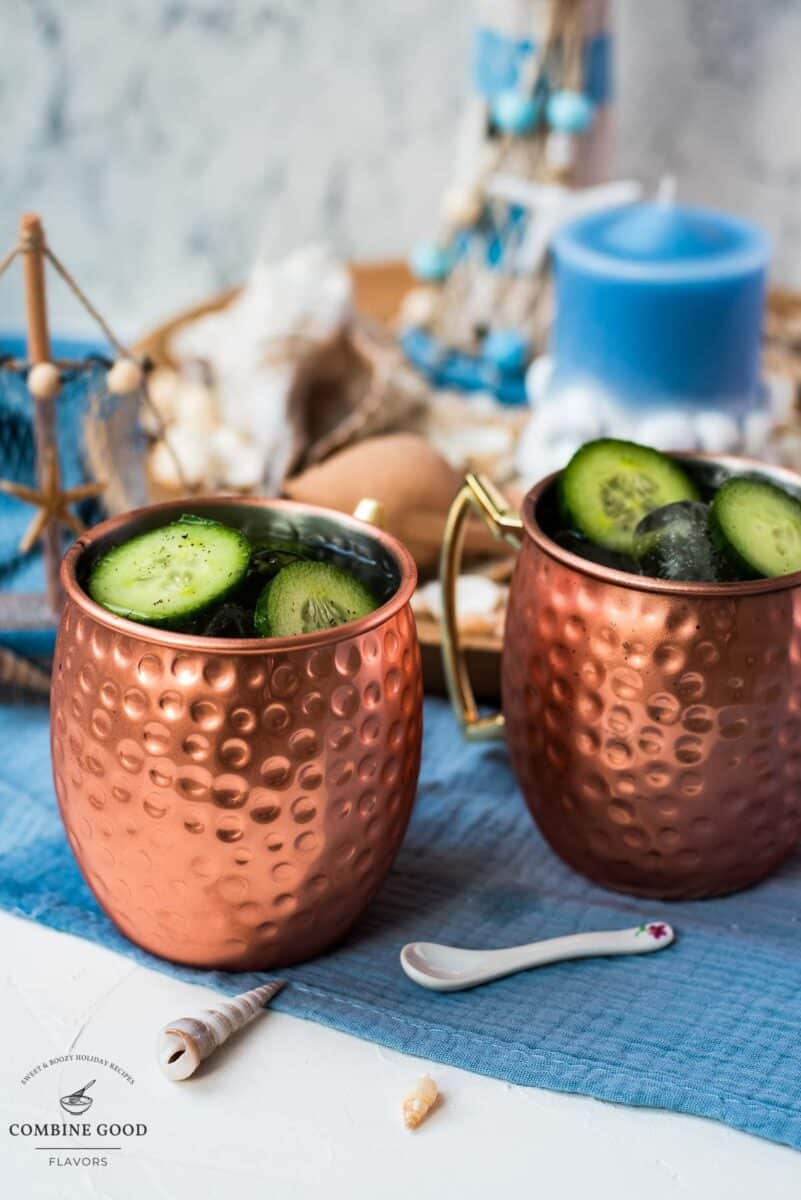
[0, 448, 106, 554]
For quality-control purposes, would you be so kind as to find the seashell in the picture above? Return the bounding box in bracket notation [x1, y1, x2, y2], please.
[421, 389, 527, 479]
[209, 425, 264, 490]
[634, 411, 698, 453]
[413, 574, 505, 626]
[743, 409, 773, 456]
[158, 979, 286, 1081]
[402, 1074, 438, 1130]
[524, 354, 555, 406]
[139, 367, 180, 435]
[285, 433, 501, 573]
[174, 378, 219, 434]
[148, 425, 211, 490]
[766, 372, 795, 425]
[692, 410, 740, 454]
[172, 245, 353, 368]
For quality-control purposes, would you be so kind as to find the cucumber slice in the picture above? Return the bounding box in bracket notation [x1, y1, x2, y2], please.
[255, 560, 377, 638]
[560, 439, 699, 554]
[710, 477, 801, 578]
[88, 517, 251, 627]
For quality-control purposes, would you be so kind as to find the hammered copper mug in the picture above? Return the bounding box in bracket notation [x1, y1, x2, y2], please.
[441, 458, 801, 900]
[51, 496, 422, 969]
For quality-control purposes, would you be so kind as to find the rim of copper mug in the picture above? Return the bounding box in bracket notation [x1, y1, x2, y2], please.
[60, 495, 418, 654]
[523, 450, 801, 597]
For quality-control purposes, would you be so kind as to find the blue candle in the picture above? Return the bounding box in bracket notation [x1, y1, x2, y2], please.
[550, 202, 770, 415]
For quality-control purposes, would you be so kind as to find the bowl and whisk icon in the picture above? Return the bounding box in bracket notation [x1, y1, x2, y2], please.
[59, 1079, 95, 1115]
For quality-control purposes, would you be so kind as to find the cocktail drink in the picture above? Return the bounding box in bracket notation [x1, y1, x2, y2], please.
[84, 512, 389, 639]
[544, 439, 801, 585]
[442, 441, 801, 899]
[51, 497, 422, 969]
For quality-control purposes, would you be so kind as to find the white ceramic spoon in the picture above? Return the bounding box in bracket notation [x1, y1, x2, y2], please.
[400, 922, 675, 992]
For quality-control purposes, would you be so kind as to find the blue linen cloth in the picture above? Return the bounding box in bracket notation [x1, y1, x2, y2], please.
[2, 693, 801, 1151]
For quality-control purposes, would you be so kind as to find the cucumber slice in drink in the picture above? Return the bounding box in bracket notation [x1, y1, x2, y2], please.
[710, 476, 801, 578]
[88, 516, 251, 627]
[255, 560, 377, 638]
[560, 439, 699, 554]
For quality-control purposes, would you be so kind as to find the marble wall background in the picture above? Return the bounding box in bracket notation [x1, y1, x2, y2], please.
[2, 0, 800, 335]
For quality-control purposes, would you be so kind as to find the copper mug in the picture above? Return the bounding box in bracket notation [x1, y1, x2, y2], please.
[51, 496, 422, 970]
[441, 459, 801, 900]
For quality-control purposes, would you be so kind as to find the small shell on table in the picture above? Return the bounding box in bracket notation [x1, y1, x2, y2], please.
[402, 1074, 439, 1130]
[158, 979, 286, 1081]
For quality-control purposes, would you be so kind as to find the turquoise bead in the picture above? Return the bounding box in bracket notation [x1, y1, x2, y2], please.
[410, 240, 451, 282]
[491, 89, 540, 136]
[483, 329, 529, 372]
[546, 89, 594, 134]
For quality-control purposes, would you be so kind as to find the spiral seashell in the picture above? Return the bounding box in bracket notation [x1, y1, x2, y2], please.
[402, 1074, 439, 1130]
[158, 979, 286, 1081]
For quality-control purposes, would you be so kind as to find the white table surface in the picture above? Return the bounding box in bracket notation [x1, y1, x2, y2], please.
[2, 911, 800, 1199]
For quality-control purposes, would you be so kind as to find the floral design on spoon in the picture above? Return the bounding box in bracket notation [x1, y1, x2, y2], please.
[636, 922, 670, 940]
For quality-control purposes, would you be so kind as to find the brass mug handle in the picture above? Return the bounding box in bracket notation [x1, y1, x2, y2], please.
[440, 473, 523, 741]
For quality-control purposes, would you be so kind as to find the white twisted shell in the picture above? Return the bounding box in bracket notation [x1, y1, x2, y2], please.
[158, 980, 286, 1081]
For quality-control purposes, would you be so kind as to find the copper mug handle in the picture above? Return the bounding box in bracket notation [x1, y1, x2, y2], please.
[440, 473, 523, 741]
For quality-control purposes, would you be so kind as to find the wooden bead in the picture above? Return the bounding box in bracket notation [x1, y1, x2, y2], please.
[27, 362, 61, 400]
[410, 240, 452, 282]
[107, 357, 144, 396]
[483, 329, 528, 372]
[492, 89, 540, 135]
[546, 90, 594, 135]
[441, 185, 484, 230]
[399, 286, 440, 329]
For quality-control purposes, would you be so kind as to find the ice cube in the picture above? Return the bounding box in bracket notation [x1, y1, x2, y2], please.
[194, 603, 254, 638]
[553, 530, 640, 576]
[687, 459, 732, 498]
[633, 501, 736, 583]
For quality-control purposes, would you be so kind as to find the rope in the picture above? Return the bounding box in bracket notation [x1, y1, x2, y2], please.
[0, 227, 189, 492]
[0, 244, 20, 281]
[42, 244, 130, 360]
